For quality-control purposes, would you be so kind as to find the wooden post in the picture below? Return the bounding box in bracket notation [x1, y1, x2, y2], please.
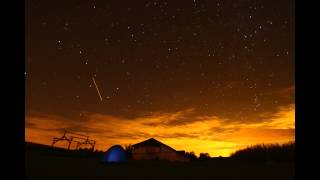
[52, 139, 56, 147]
[68, 140, 71, 150]
[92, 142, 95, 151]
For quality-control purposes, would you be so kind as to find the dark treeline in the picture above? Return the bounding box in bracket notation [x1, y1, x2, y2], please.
[26, 141, 295, 162]
[179, 142, 295, 162]
[230, 142, 295, 162]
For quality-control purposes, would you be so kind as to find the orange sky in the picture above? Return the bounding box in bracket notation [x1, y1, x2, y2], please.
[25, 103, 294, 157]
[26, 0, 294, 157]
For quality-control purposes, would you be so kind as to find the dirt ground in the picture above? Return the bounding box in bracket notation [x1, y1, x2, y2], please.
[26, 150, 294, 180]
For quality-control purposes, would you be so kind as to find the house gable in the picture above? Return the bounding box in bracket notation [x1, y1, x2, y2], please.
[131, 138, 189, 162]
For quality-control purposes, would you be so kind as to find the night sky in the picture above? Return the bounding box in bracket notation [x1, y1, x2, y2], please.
[26, 0, 294, 156]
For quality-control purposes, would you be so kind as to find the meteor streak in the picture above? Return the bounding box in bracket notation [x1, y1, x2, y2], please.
[92, 77, 103, 101]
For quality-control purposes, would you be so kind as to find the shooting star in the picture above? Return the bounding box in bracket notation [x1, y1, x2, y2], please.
[92, 77, 103, 101]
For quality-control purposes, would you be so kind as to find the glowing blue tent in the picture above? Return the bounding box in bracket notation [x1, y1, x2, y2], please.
[102, 145, 126, 163]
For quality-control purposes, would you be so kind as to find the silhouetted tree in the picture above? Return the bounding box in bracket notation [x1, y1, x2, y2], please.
[124, 144, 134, 159]
[199, 153, 211, 160]
[185, 151, 197, 161]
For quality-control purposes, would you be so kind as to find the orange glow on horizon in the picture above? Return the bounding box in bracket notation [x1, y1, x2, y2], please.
[25, 104, 295, 157]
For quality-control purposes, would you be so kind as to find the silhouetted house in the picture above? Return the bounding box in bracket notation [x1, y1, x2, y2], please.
[132, 138, 189, 162]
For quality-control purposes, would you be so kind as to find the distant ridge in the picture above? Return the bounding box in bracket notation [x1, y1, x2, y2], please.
[26, 141, 52, 147]
[25, 141, 66, 151]
[25, 141, 104, 158]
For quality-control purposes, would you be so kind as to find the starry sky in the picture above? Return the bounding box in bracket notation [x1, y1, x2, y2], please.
[26, 0, 295, 156]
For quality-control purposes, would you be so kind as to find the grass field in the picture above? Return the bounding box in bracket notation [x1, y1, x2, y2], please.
[26, 149, 294, 180]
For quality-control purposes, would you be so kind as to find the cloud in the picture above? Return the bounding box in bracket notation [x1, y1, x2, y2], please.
[25, 104, 295, 157]
[264, 85, 295, 99]
[255, 104, 295, 129]
[141, 108, 199, 126]
[277, 85, 295, 98]
[210, 127, 240, 134]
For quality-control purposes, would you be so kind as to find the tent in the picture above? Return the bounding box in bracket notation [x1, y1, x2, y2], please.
[102, 145, 126, 163]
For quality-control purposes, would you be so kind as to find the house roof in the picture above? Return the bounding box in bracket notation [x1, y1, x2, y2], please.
[132, 138, 177, 151]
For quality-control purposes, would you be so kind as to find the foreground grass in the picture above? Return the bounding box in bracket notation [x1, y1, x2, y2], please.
[26, 150, 294, 180]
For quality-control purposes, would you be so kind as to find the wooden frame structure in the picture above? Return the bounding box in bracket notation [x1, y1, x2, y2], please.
[52, 131, 96, 151]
